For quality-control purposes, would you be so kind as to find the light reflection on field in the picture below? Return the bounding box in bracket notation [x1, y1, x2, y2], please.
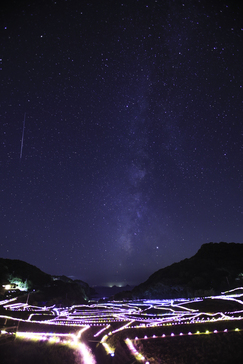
[15, 327, 96, 364]
[1, 287, 243, 363]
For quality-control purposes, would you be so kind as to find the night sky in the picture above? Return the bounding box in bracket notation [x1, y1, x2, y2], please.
[1, 0, 242, 286]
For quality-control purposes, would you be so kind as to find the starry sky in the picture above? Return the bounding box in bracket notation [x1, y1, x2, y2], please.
[1, 0, 243, 286]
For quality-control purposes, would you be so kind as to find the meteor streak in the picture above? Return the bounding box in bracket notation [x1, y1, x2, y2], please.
[20, 113, 26, 159]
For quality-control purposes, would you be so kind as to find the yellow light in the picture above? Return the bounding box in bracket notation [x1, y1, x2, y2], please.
[4, 285, 11, 290]
[102, 342, 115, 355]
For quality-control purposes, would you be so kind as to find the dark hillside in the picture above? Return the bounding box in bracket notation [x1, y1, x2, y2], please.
[0, 258, 52, 288]
[130, 242, 243, 299]
[0, 258, 91, 305]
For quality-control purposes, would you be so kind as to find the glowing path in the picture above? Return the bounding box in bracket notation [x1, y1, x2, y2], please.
[1, 287, 243, 364]
[16, 327, 96, 364]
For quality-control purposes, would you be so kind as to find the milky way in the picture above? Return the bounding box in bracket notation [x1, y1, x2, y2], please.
[0, 0, 242, 285]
